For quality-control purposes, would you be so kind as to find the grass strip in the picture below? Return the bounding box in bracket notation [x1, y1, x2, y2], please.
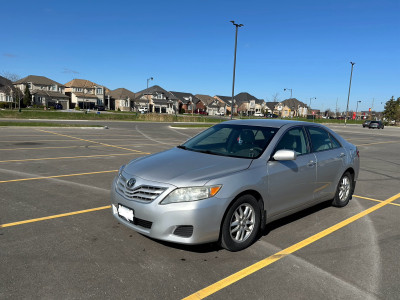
[171, 124, 214, 128]
[0, 110, 223, 123]
[0, 121, 102, 127]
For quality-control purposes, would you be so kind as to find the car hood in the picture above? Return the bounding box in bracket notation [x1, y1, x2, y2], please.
[123, 147, 252, 187]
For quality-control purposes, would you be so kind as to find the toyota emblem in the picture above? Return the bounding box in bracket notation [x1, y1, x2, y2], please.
[126, 178, 136, 188]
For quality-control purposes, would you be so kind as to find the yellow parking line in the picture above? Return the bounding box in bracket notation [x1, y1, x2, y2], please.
[356, 141, 399, 146]
[0, 170, 118, 184]
[37, 129, 148, 153]
[183, 192, 400, 300]
[0, 144, 159, 151]
[0, 153, 144, 163]
[354, 195, 400, 207]
[0, 205, 111, 228]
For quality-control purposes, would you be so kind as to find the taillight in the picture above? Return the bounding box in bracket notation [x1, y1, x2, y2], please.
[356, 148, 359, 158]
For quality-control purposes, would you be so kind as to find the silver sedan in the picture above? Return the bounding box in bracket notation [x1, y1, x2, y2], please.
[111, 120, 360, 251]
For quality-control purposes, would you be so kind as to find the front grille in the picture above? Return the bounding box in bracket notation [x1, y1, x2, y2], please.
[116, 175, 167, 202]
[173, 225, 194, 238]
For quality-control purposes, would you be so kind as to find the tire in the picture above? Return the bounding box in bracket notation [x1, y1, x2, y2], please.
[332, 172, 353, 207]
[220, 195, 260, 251]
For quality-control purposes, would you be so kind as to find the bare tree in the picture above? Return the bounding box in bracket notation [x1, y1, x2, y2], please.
[0, 71, 23, 109]
[1, 71, 21, 82]
[271, 93, 280, 102]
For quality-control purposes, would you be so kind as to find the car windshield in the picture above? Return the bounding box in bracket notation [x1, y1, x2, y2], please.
[180, 124, 277, 159]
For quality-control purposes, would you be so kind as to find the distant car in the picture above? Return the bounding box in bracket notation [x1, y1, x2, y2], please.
[111, 119, 360, 251]
[266, 113, 279, 118]
[254, 112, 264, 117]
[362, 120, 371, 128]
[94, 105, 105, 111]
[138, 107, 148, 114]
[195, 110, 208, 115]
[215, 111, 225, 116]
[54, 103, 63, 110]
[368, 120, 384, 129]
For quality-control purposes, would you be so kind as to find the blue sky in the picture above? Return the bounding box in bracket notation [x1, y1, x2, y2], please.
[1, 0, 399, 112]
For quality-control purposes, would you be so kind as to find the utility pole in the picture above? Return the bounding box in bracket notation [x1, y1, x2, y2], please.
[230, 21, 244, 120]
[345, 62, 355, 126]
[370, 98, 374, 120]
[336, 98, 338, 119]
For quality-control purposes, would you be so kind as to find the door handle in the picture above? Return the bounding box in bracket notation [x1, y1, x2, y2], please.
[307, 161, 315, 167]
[338, 153, 346, 158]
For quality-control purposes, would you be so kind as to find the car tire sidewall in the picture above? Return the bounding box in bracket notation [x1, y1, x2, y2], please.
[332, 172, 353, 207]
[220, 195, 260, 251]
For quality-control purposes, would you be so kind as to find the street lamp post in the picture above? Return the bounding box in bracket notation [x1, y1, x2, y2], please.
[230, 20, 243, 120]
[345, 62, 355, 126]
[147, 77, 153, 113]
[309, 97, 316, 122]
[284, 88, 292, 98]
[355, 100, 361, 122]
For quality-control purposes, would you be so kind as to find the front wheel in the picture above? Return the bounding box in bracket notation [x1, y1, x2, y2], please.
[332, 172, 353, 207]
[220, 195, 260, 251]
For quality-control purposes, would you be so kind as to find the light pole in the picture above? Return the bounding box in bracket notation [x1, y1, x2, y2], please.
[284, 88, 292, 98]
[147, 77, 153, 113]
[345, 62, 355, 126]
[309, 97, 316, 122]
[355, 100, 361, 122]
[230, 20, 243, 120]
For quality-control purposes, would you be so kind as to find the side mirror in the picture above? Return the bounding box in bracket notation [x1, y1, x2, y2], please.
[273, 149, 297, 161]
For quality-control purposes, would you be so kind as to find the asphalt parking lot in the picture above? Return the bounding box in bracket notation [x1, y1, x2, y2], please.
[1, 121, 399, 299]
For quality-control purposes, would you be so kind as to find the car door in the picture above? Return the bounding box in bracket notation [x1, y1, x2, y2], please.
[306, 126, 346, 201]
[266, 126, 317, 217]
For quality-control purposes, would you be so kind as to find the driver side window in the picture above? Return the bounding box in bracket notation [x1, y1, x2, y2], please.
[275, 127, 308, 155]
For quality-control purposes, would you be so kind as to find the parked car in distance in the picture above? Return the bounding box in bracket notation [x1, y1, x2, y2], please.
[368, 120, 384, 129]
[266, 113, 279, 118]
[215, 111, 225, 116]
[54, 103, 63, 110]
[362, 120, 371, 128]
[138, 107, 148, 114]
[111, 120, 360, 251]
[94, 105, 105, 111]
[254, 112, 264, 117]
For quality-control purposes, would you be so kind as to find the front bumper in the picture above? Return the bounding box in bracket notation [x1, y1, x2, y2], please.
[110, 177, 230, 245]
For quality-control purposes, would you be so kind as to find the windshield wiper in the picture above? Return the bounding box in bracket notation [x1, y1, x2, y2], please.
[177, 145, 187, 150]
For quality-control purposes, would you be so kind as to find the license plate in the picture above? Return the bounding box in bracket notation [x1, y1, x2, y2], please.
[118, 204, 134, 222]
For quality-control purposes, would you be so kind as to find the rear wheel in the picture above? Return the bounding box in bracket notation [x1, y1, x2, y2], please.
[332, 172, 353, 207]
[220, 195, 260, 251]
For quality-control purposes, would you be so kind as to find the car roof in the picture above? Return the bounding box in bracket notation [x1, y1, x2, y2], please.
[223, 119, 312, 128]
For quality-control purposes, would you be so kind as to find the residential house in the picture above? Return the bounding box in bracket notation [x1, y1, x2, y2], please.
[281, 98, 308, 117]
[195, 94, 226, 115]
[169, 91, 203, 113]
[108, 88, 136, 111]
[64, 79, 106, 109]
[134, 85, 177, 114]
[14, 75, 69, 109]
[0, 76, 17, 107]
[266, 101, 291, 117]
[234, 92, 265, 116]
[214, 95, 237, 114]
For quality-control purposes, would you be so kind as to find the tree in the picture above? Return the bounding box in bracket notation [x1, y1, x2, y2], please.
[0, 71, 20, 82]
[383, 96, 400, 125]
[23, 85, 31, 107]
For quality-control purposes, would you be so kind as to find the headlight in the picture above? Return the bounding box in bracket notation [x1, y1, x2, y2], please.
[118, 165, 125, 176]
[160, 185, 222, 204]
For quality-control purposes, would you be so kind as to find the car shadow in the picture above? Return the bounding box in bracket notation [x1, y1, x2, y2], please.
[261, 200, 332, 237]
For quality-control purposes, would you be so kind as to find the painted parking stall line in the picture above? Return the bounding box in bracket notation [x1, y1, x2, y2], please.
[0, 206, 111, 228]
[183, 192, 400, 300]
[0, 170, 118, 184]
